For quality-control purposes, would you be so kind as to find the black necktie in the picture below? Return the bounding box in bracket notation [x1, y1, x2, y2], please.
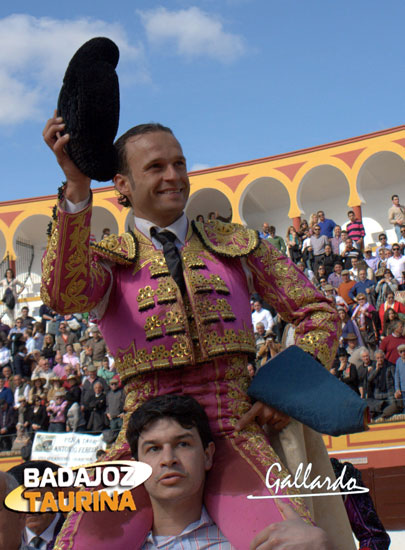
[31, 536, 44, 549]
[150, 228, 186, 295]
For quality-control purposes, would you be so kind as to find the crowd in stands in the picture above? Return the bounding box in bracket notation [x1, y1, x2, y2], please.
[250, 196, 405, 422]
[0, 305, 125, 452]
[0, 199, 405, 451]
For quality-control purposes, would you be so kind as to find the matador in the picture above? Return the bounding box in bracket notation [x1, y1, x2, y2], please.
[42, 116, 353, 550]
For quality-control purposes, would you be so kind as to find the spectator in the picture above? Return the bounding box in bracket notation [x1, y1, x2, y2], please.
[87, 328, 107, 366]
[47, 374, 64, 404]
[379, 321, 405, 366]
[375, 270, 399, 309]
[26, 394, 48, 436]
[328, 262, 344, 289]
[195, 214, 204, 223]
[382, 308, 399, 337]
[102, 227, 111, 239]
[338, 270, 356, 307]
[310, 224, 329, 270]
[363, 246, 379, 273]
[388, 194, 405, 242]
[0, 374, 13, 406]
[0, 398, 16, 450]
[65, 374, 82, 405]
[28, 374, 47, 405]
[32, 321, 45, 351]
[394, 343, 405, 406]
[18, 461, 65, 548]
[341, 237, 363, 270]
[97, 355, 116, 383]
[324, 285, 348, 310]
[265, 225, 286, 253]
[86, 380, 107, 434]
[336, 350, 360, 394]
[0, 268, 24, 325]
[54, 321, 78, 355]
[81, 364, 108, 425]
[258, 222, 271, 239]
[24, 327, 35, 354]
[321, 244, 339, 277]
[376, 234, 392, 259]
[66, 385, 85, 432]
[301, 230, 314, 269]
[251, 300, 273, 332]
[247, 363, 256, 378]
[330, 225, 343, 255]
[52, 350, 66, 378]
[386, 243, 405, 283]
[20, 306, 35, 329]
[349, 270, 375, 302]
[33, 356, 54, 389]
[47, 390, 68, 432]
[285, 226, 301, 263]
[346, 210, 365, 250]
[106, 376, 125, 438]
[42, 333, 56, 363]
[357, 348, 374, 398]
[8, 317, 25, 355]
[256, 329, 280, 367]
[12, 374, 29, 408]
[38, 302, 56, 332]
[368, 349, 399, 420]
[13, 344, 30, 378]
[378, 291, 405, 328]
[296, 260, 315, 282]
[313, 265, 328, 289]
[338, 229, 349, 255]
[298, 219, 309, 240]
[62, 343, 80, 370]
[317, 210, 336, 238]
[308, 212, 319, 234]
[344, 333, 364, 368]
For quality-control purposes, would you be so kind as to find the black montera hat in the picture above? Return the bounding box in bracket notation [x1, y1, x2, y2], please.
[57, 37, 120, 182]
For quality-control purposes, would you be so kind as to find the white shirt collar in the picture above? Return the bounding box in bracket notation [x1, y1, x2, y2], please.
[134, 213, 188, 247]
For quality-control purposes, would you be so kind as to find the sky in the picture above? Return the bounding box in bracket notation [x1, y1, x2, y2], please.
[0, 0, 404, 202]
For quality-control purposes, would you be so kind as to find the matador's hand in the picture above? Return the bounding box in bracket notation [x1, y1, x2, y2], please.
[250, 500, 332, 550]
[42, 110, 91, 203]
[235, 401, 290, 433]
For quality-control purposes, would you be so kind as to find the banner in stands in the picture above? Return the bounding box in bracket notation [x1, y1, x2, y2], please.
[31, 432, 106, 467]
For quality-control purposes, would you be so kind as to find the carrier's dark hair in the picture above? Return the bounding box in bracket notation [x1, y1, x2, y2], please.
[114, 123, 174, 208]
[126, 394, 213, 459]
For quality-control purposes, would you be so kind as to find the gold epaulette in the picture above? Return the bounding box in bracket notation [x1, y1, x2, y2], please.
[192, 220, 260, 258]
[90, 232, 137, 265]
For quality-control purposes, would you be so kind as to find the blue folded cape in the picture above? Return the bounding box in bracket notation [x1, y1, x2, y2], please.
[247, 345, 367, 436]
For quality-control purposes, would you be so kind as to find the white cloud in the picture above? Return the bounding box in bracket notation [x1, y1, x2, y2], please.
[139, 7, 245, 63]
[0, 14, 143, 125]
[190, 163, 211, 172]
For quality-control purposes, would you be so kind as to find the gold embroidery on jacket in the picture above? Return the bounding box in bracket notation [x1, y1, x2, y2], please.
[91, 232, 136, 265]
[144, 315, 164, 340]
[156, 278, 178, 304]
[41, 219, 58, 305]
[137, 286, 155, 311]
[195, 297, 236, 323]
[193, 220, 259, 257]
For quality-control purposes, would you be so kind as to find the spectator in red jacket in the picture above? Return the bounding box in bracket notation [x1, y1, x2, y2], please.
[380, 321, 405, 365]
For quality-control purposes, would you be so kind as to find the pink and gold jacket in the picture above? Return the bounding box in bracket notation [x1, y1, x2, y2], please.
[41, 199, 339, 383]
